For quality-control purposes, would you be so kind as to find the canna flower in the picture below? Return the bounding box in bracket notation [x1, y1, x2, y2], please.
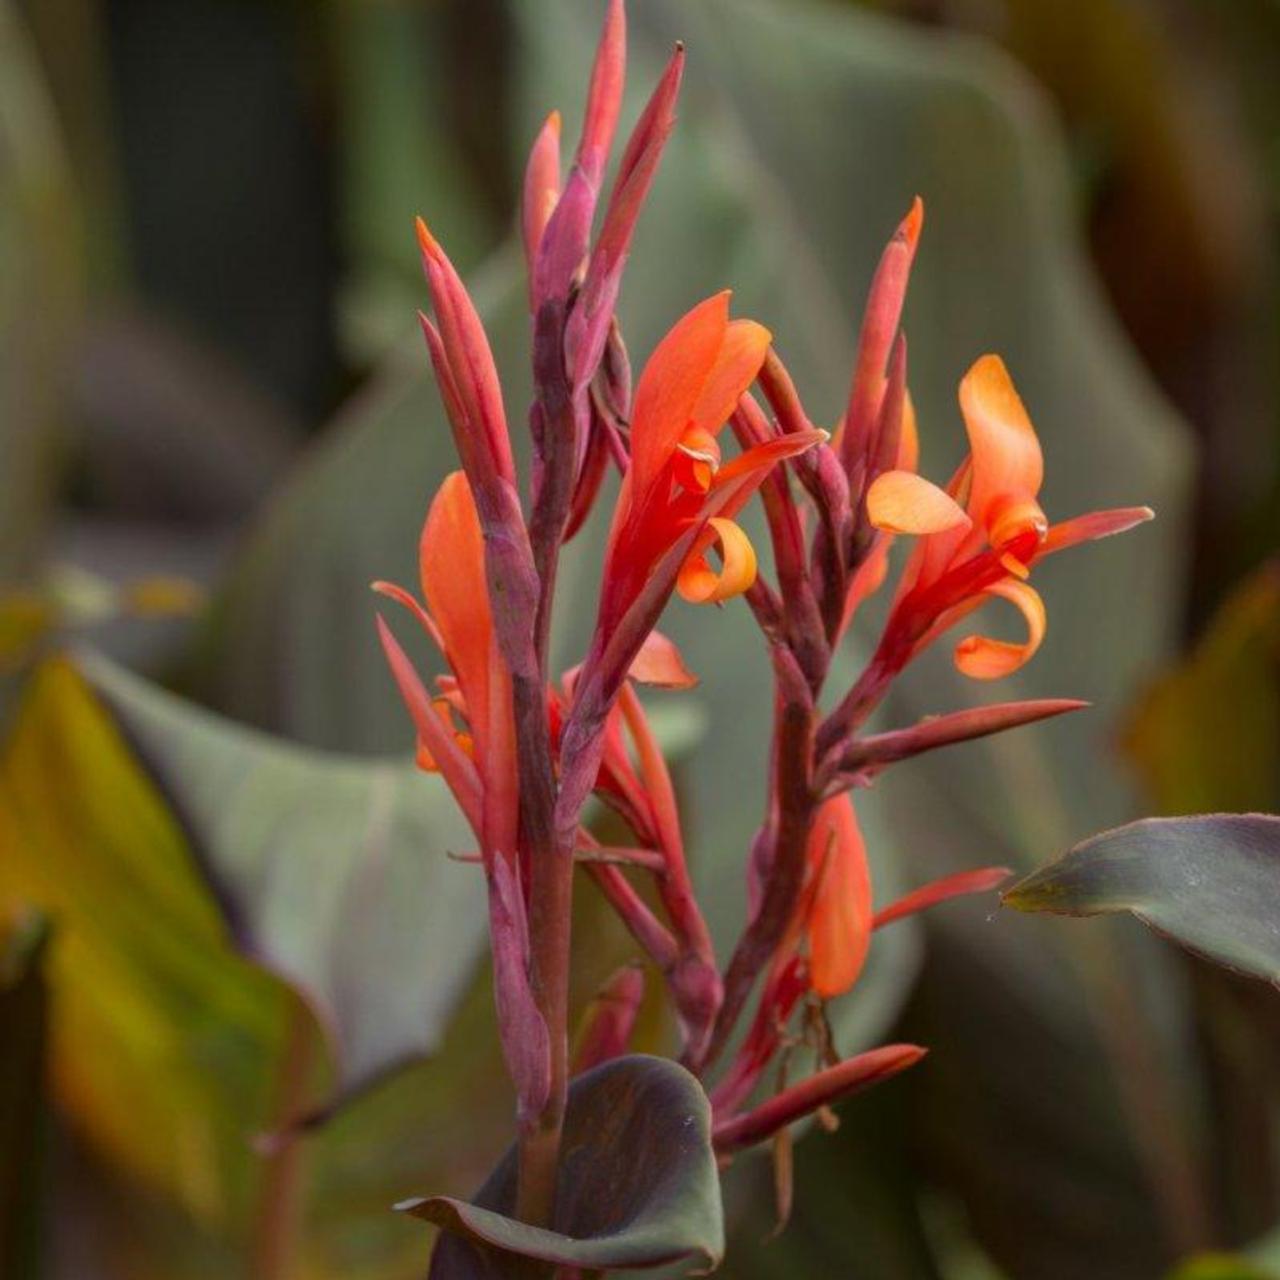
[597, 291, 825, 637]
[864, 354, 1153, 682]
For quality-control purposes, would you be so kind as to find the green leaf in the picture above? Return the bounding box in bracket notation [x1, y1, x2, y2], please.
[0, 0, 81, 586]
[0, 910, 50, 1277]
[0, 658, 288, 1226]
[1004, 815, 1280, 985]
[76, 648, 485, 1097]
[401, 1054, 723, 1277]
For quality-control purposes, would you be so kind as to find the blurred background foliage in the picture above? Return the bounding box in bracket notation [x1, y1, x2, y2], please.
[0, 0, 1277, 1276]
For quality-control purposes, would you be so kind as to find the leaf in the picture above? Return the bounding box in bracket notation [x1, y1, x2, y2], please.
[0, 0, 81, 587]
[0, 910, 50, 1277]
[400, 1054, 723, 1277]
[75, 648, 485, 1098]
[0, 652, 487, 1241]
[0, 659, 288, 1226]
[1004, 815, 1280, 986]
[1125, 563, 1280, 815]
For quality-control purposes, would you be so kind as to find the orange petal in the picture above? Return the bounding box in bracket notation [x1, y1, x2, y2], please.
[806, 794, 872, 1000]
[953, 578, 1046, 680]
[676, 517, 758, 604]
[628, 629, 699, 688]
[867, 470, 970, 536]
[689, 319, 772, 438]
[630, 293, 730, 500]
[420, 472, 493, 745]
[958, 355, 1043, 533]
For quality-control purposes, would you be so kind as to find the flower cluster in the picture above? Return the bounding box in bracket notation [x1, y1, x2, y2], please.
[375, 0, 1151, 1249]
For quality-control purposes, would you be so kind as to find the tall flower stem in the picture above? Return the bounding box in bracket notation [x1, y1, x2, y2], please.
[252, 997, 314, 1280]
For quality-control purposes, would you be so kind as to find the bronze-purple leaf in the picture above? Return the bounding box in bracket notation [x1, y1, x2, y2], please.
[400, 1054, 723, 1277]
[1004, 814, 1280, 984]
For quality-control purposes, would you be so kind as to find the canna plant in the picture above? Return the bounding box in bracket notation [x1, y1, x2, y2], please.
[373, 1, 1153, 1273]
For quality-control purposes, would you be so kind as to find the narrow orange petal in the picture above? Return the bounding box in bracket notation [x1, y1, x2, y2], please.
[689, 319, 772, 438]
[953, 578, 1046, 680]
[867, 470, 971, 536]
[898, 390, 919, 473]
[676, 517, 757, 604]
[1036, 505, 1155, 559]
[806, 794, 872, 1000]
[958, 354, 1044, 532]
[628, 628, 699, 688]
[630, 293, 730, 500]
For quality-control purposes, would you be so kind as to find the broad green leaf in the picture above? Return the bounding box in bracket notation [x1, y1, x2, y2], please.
[73, 649, 485, 1097]
[1168, 1260, 1278, 1280]
[0, 659, 289, 1227]
[0, 910, 50, 1277]
[403, 1054, 723, 1277]
[1125, 564, 1280, 815]
[1005, 815, 1280, 985]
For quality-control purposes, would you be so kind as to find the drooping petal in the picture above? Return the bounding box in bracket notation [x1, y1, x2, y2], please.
[677, 517, 758, 604]
[806, 794, 873, 1000]
[689, 319, 772, 438]
[866, 470, 971, 536]
[630, 293, 730, 500]
[628, 628, 699, 688]
[958, 354, 1044, 536]
[953, 577, 1047, 680]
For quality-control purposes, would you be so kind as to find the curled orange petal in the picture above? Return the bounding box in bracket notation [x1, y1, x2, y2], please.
[673, 425, 721, 493]
[867, 470, 970, 536]
[953, 578, 1046, 680]
[676, 517, 758, 604]
[958, 355, 1043, 533]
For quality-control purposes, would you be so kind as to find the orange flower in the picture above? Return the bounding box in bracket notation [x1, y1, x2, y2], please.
[375, 471, 518, 863]
[864, 354, 1152, 681]
[597, 295, 826, 625]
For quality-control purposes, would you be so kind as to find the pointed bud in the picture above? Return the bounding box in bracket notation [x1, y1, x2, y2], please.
[568, 44, 685, 389]
[713, 1045, 927, 1153]
[415, 218, 515, 488]
[838, 198, 923, 479]
[830, 697, 1087, 781]
[521, 110, 562, 304]
[572, 963, 645, 1073]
